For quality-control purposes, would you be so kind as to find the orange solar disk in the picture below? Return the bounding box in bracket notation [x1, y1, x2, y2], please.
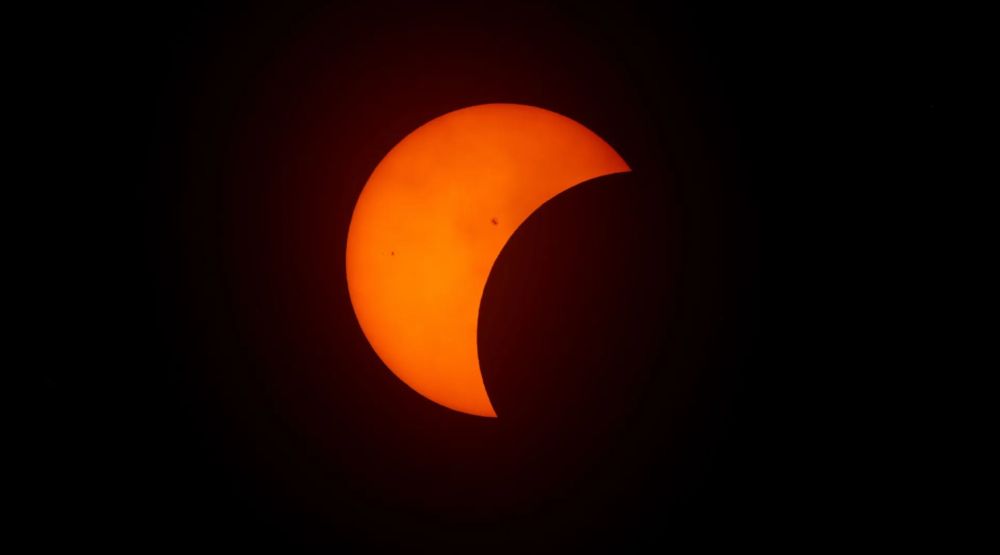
[346, 104, 630, 417]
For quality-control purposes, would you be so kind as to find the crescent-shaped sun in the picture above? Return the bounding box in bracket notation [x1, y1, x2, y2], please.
[346, 103, 630, 417]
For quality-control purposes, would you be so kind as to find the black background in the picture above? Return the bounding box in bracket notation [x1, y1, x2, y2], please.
[34, 0, 941, 549]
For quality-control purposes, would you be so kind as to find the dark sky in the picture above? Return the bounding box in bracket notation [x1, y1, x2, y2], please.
[32, 0, 941, 550]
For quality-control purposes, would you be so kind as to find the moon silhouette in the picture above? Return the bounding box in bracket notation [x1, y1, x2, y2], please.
[346, 104, 630, 417]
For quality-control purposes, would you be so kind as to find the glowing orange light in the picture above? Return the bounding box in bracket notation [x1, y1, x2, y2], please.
[346, 104, 629, 417]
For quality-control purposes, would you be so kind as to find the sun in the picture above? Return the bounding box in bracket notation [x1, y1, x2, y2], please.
[346, 104, 629, 417]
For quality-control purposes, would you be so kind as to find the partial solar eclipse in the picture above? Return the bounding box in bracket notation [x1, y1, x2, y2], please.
[346, 104, 630, 417]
